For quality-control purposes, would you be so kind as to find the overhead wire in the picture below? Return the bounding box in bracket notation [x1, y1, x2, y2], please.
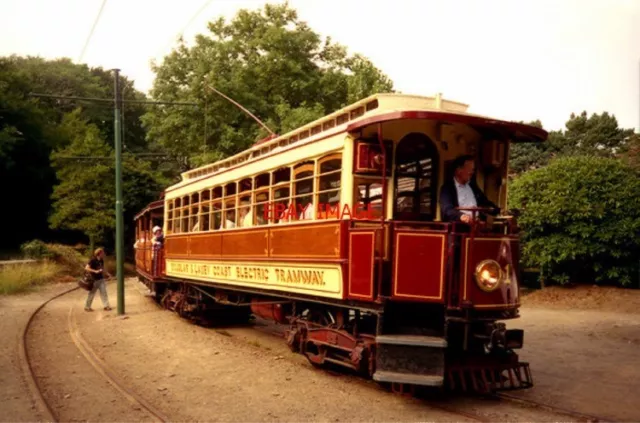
[78, 0, 108, 63]
[156, 0, 214, 59]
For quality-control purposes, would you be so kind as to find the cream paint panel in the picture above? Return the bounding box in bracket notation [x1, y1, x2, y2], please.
[166, 134, 346, 200]
[165, 259, 344, 299]
[178, 93, 472, 183]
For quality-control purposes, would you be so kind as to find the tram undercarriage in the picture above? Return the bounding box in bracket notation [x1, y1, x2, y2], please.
[142, 277, 532, 394]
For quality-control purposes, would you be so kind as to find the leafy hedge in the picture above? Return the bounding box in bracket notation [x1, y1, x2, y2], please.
[21, 240, 87, 276]
[508, 156, 640, 286]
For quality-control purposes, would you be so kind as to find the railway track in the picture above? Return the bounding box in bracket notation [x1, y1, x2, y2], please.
[20, 285, 169, 423]
[118, 281, 614, 422]
[247, 312, 613, 423]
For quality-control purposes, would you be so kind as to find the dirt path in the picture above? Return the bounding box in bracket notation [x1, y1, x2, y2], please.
[0, 282, 75, 422]
[27, 289, 155, 422]
[511, 306, 640, 421]
[6, 279, 640, 422]
[72, 280, 573, 422]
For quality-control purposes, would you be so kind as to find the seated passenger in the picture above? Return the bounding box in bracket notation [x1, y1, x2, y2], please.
[238, 202, 253, 227]
[439, 154, 499, 223]
[224, 211, 236, 229]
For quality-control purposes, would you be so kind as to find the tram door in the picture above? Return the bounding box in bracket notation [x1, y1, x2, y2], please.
[393, 133, 439, 221]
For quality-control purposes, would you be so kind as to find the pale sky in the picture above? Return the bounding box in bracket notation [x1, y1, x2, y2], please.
[1, 0, 639, 131]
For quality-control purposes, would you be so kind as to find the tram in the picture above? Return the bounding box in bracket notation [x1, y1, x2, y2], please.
[134, 93, 547, 393]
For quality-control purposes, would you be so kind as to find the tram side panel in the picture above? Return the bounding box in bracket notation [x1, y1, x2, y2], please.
[163, 220, 351, 302]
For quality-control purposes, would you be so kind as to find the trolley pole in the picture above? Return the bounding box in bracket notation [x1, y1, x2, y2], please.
[113, 69, 125, 315]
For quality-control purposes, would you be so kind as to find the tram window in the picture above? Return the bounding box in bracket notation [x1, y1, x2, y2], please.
[224, 200, 236, 229]
[272, 186, 290, 223]
[238, 195, 252, 228]
[201, 203, 210, 231]
[174, 209, 181, 233]
[316, 154, 342, 219]
[201, 189, 211, 202]
[174, 198, 181, 208]
[396, 177, 416, 213]
[182, 208, 189, 233]
[254, 190, 269, 226]
[213, 186, 223, 199]
[293, 161, 315, 220]
[272, 167, 291, 184]
[239, 178, 252, 193]
[225, 182, 236, 197]
[212, 202, 222, 231]
[191, 192, 199, 204]
[190, 204, 199, 232]
[183, 196, 190, 206]
[255, 173, 270, 189]
[393, 133, 439, 220]
[167, 211, 174, 234]
[354, 180, 383, 219]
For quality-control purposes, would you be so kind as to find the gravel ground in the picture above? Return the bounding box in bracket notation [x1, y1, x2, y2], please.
[3, 279, 639, 422]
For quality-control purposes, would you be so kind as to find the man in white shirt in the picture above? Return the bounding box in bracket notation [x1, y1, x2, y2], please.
[439, 155, 499, 223]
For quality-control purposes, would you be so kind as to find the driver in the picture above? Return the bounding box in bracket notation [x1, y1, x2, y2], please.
[439, 154, 499, 223]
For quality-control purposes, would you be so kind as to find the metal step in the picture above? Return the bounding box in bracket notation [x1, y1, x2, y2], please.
[373, 370, 444, 386]
[376, 334, 447, 348]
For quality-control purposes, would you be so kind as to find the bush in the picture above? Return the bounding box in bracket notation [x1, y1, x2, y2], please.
[509, 156, 640, 286]
[20, 240, 87, 276]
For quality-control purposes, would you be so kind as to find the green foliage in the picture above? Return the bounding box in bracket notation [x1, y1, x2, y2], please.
[20, 240, 86, 274]
[509, 156, 640, 286]
[142, 2, 394, 169]
[49, 111, 165, 248]
[0, 56, 155, 249]
[509, 113, 635, 176]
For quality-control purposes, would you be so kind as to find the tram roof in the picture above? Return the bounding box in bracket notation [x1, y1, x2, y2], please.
[169, 93, 547, 192]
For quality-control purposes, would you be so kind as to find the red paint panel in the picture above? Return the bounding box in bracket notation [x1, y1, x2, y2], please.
[165, 236, 189, 259]
[393, 232, 445, 302]
[462, 237, 520, 309]
[189, 233, 223, 257]
[348, 232, 375, 300]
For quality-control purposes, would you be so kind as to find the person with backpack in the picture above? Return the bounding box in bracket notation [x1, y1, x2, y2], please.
[84, 248, 112, 312]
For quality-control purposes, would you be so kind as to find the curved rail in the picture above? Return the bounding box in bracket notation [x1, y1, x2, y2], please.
[20, 286, 79, 422]
[496, 392, 612, 423]
[66, 308, 170, 422]
[20, 284, 169, 423]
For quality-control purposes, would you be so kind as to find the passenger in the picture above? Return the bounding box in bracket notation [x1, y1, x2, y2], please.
[238, 201, 253, 227]
[84, 248, 112, 312]
[152, 226, 163, 277]
[152, 226, 164, 245]
[224, 211, 236, 229]
[439, 154, 499, 223]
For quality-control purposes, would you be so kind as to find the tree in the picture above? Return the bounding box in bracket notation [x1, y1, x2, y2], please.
[142, 2, 394, 170]
[49, 110, 164, 251]
[508, 156, 640, 286]
[509, 113, 635, 177]
[0, 56, 154, 249]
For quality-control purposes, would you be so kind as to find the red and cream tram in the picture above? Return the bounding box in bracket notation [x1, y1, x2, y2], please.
[134, 93, 547, 393]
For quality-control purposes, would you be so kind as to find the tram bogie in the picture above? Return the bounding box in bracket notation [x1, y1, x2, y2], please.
[134, 93, 545, 394]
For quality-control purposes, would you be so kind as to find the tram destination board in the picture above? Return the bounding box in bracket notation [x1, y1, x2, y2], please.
[166, 259, 344, 299]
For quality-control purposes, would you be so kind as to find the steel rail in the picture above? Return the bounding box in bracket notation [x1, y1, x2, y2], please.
[20, 286, 80, 422]
[21, 283, 170, 422]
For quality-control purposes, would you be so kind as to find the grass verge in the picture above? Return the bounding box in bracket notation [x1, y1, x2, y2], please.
[0, 260, 65, 295]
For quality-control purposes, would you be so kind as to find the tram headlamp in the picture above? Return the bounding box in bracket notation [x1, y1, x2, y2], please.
[475, 260, 503, 292]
